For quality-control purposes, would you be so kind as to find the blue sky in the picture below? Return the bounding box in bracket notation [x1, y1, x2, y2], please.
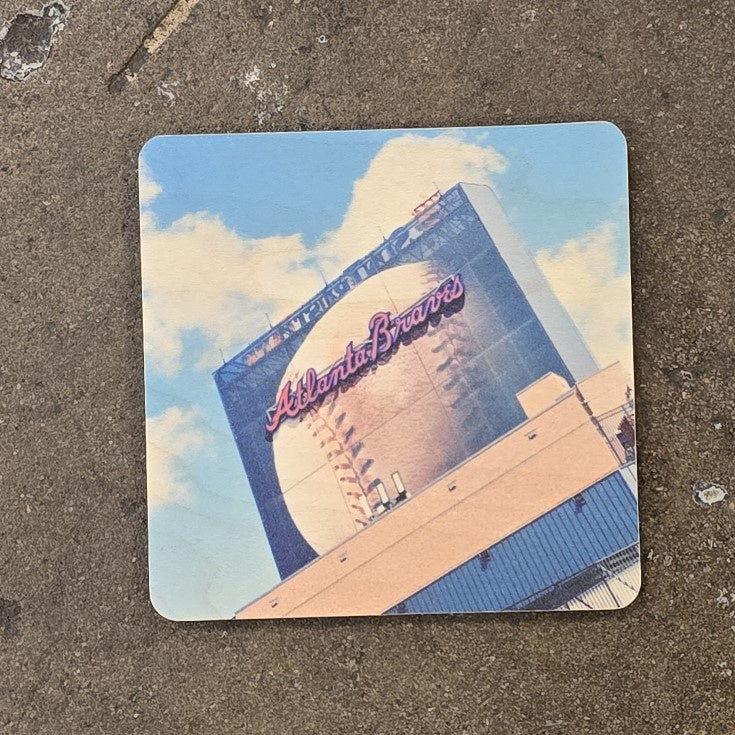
[143, 123, 628, 257]
[140, 122, 631, 620]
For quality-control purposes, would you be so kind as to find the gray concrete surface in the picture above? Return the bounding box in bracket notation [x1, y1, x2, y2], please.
[0, 1, 733, 733]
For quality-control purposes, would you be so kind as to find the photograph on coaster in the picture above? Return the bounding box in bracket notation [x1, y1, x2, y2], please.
[139, 122, 639, 621]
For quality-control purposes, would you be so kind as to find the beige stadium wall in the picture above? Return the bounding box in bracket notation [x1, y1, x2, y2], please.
[236, 363, 628, 619]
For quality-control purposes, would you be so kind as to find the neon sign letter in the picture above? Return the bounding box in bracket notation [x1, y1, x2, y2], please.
[265, 273, 465, 435]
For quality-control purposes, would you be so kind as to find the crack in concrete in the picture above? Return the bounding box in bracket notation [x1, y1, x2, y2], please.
[108, 0, 201, 93]
[0, 1, 68, 81]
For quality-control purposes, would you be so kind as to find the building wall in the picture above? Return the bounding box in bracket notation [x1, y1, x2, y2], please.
[517, 372, 573, 418]
[216, 183, 599, 582]
[235, 368, 625, 619]
[460, 183, 599, 383]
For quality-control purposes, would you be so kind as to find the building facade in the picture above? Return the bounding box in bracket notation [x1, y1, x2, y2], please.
[214, 182, 638, 616]
[234, 364, 638, 617]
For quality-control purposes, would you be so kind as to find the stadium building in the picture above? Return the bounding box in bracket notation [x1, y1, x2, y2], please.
[214, 183, 639, 617]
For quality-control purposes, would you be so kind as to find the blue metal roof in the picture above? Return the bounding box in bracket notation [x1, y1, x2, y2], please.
[385, 470, 638, 614]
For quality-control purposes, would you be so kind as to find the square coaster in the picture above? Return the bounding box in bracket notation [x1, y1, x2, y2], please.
[140, 123, 639, 620]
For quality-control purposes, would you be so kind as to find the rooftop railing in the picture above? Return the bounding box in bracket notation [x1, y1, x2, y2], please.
[592, 400, 636, 467]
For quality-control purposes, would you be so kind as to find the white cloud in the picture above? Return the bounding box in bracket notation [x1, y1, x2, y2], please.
[536, 222, 634, 379]
[140, 134, 631, 387]
[317, 133, 506, 274]
[140, 132, 506, 375]
[141, 213, 323, 375]
[139, 160, 162, 207]
[146, 406, 209, 507]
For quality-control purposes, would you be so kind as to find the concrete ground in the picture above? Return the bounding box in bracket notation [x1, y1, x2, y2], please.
[0, 1, 732, 733]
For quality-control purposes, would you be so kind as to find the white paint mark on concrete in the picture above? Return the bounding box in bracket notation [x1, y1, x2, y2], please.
[156, 79, 180, 105]
[715, 589, 735, 608]
[692, 481, 728, 508]
[235, 64, 261, 91]
[232, 64, 288, 127]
